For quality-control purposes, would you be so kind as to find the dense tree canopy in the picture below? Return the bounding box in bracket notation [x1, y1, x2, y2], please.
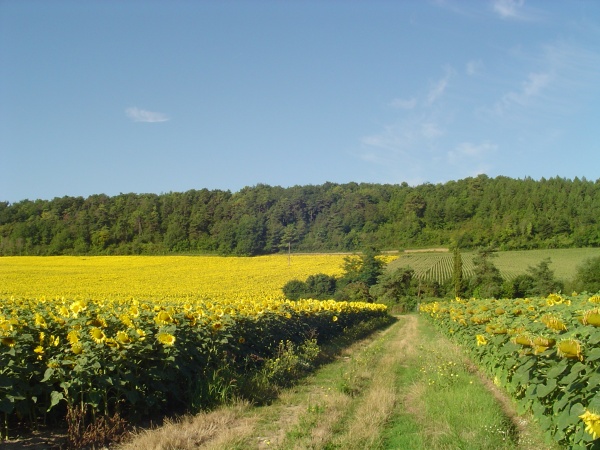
[1, 175, 599, 256]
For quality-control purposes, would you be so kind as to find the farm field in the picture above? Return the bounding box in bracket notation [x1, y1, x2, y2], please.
[389, 247, 600, 283]
[420, 293, 600, 448]
[0, 254, 350, 300]
[0, 254, 391, 444]
[115, 315, 552, 450]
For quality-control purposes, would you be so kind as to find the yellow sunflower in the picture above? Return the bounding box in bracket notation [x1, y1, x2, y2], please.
[90, 327, 106, 344]
[156, 332, 176, 346]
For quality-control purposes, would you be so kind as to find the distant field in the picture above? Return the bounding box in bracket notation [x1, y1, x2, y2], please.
[388, 247, 600, 283]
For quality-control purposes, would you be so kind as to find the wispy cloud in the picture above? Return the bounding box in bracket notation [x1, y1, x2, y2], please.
[495, 71, 552, 112]
[448, 141, 497, 162]
[360, 68, 455, 181]
[492, 0, 525, 20]
[390, 97, 417, 109]
[489, 39, 600, 117]
[466, 59, 483, 76]
[125, 107, 169, 123]
[426, 72, 451, 105]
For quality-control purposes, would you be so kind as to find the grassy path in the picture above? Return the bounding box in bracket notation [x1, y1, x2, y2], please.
[118, 315, 556, 450]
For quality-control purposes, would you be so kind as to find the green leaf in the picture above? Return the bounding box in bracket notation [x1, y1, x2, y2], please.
[546, 360, 568, 379]
[586, 347, 600, 361]
[48, 391, 64, 411]
[536, 378, 557, 398]
[0, 396, 14, 414]
[561, 363, 587, 385]
[41, 367, 54, 382]
[570, 402, 585, 418]
[587, 329, 600, 345]
[587, 394, 600, 413]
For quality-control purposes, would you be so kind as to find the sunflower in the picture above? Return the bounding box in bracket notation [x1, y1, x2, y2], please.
[558, 339, 583, 361]
[90, 327, 106, 344]
[154, 311, 173, 326]
[88, 316, 108, 328]
[105, 338, 119, 349]
[580, 410, 600, 439]
[156, 332, 176, 346]
[69, 300, 86, 316]
[1, 337, 16, 347]
[71, 342, 84, 355]
[476, 334, 487, 346]
[116, 330, 132, 345]
[67, 330, 80, 345]
[33, 345, 44, 359]
[34, 313, 47, 328]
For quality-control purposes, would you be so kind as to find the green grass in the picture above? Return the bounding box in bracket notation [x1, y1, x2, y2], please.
[113, 314, 554, 450]
[381, 317, 555, 450]
[388, 247, 600, 283]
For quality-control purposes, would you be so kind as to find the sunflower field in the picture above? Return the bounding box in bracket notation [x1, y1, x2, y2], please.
[420, 294, 600, 449]
[0, 255, 390, 437]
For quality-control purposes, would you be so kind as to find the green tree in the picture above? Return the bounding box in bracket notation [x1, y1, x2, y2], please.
[369, 266, 416, 311]
[503, 274, 535, 298]
[526, 258, 563, 296]
[469, 247, 503, 298]
[573, 256, 600, 294]
[340, 248, 384, 287]
[282, 279, 308, 300]
[452, 247, 464, 298]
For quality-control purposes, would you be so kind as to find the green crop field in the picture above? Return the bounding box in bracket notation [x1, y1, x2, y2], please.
[388, 247, 600, 284]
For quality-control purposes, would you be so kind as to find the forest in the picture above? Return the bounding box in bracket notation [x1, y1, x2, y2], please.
[1, 174, 599, 256]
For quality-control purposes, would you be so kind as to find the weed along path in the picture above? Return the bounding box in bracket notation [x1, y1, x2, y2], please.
[118, 315, 554, 450]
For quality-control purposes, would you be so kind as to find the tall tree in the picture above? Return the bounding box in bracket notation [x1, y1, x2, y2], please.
[453, 247, 464, 298]
[470, 247, 503, 298]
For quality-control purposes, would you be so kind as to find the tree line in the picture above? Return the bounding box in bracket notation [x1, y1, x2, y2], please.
[1, 175, 599, 256]
[283, 248, 600, 309]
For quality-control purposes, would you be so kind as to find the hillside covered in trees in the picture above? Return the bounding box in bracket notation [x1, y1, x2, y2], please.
[1, 175, 599, 256]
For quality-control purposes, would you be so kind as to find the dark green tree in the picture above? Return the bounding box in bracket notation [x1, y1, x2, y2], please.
[452, 247, 464, 298]
[369, 266, 416, 311]
[282, 279, 309, 300]
[340, 248, 384, 287]
[573, 256, 600, 294]
[469, 247, 503, 298]
[504, 274, 535, 298]
[526, 258, 563, 296]
[305, 273, 337, 299]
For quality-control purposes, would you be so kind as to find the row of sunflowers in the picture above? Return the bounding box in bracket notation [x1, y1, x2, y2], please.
[0, 255, 389, 433]
[420, 293, 600, 449]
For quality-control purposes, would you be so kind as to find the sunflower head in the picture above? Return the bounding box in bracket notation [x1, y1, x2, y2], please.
[116, 331, 132, 345]
[1, 337, 16, 347]
[156, 332, 176, 346]
[155, 311, 173, 326]
[580, 410, 600, 439]
[90, 327, 106, 344]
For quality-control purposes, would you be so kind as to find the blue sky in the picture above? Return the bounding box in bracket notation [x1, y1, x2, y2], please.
[1, 0, 599, 203]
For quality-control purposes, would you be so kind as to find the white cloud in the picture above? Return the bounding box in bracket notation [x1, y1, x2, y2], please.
[125, 107, 169, 123]
[426, 68, 454, 105]
[390, 97, 417, 109]
[448, 141, 497, 162]
[492, 0, 525, 20]
[466, 59, 483, 76]
[486, 39, 600, 119]
[421, 122, 443, 139]
[508, 72, 551, 104]
[426, 77, 448, 105]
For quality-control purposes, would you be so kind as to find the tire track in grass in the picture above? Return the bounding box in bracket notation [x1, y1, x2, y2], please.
[116, 315, 552, 450]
